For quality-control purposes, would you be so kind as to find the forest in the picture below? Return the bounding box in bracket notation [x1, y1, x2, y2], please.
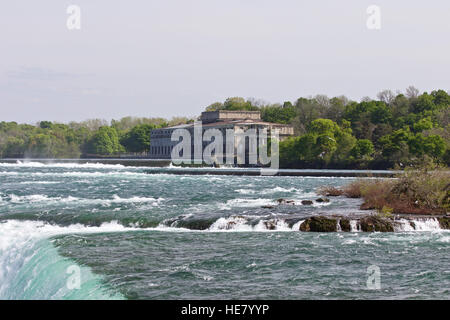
[1, 87, 449, 169]
[206, 87, 449, 169]
[0, 117, 193, 159]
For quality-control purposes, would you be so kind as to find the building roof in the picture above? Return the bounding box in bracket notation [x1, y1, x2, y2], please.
[152, 119, 292, 131]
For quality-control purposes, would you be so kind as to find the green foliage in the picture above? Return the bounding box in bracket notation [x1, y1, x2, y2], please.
[279, 119, 356, 166]
[39, 121, 53, 129]
[87, 126, 123, 155]
[413, 117, 433, 132]
[260, 104, 296, 124]
[205, 97, 259, 111]
[120, 124, 155, 153]
[0, 121, 83, 158]
[351, 139, 375, 160]
[0, 115, 195, 158]
[0, 88, 449, 166]
[201, 89, 449, 168]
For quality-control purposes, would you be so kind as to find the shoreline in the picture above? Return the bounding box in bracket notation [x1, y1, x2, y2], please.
[0, 158, 171, 168]
[144, 168, 397, 177]
[1, 158, 397, 177]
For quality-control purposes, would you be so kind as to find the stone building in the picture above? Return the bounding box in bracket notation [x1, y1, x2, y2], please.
[149, 110, 294, 164]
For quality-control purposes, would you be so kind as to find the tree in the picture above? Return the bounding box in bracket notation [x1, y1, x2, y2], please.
[205, 102, 224, 111]
[422, 135, 446, 159]
[325, 97, 347, 123]
[377, 90, 395, 104]
[308, 119, 339, 135]
[411, 93, 436, 113]
[2, 136, 26, 157]
[27, 134, 53, 157]
[261, 104, 296, 124]
[351, 139, 375, 160]
[379, 128, 411, 161]
[223, 97, 258, 111]
[370, 103, 392, 124]
[87, 127, 123, 155]
[121, 124, 154, 153]
[431, 89, 450, 107]
[289, 97, 326, 135]
[280, 119, 356, 165]
[405, 86, 419, 99]
[39, 121, 53, 129]
[413, 117, 433, 132]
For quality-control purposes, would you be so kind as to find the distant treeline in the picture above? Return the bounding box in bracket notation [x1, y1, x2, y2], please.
[206, 87, 449, 169]
[1, 87, 449, 169]
[0, 117, 194, 159]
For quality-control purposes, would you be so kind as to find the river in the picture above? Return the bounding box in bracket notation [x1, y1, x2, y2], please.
[0, 162, 448, 299]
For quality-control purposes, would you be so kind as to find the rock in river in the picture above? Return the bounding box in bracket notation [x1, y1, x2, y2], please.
[300, 216, 337, 232]
[438, 217, 450, 229]
[339, 218, 351, 232]
[359, 216, 394, 232]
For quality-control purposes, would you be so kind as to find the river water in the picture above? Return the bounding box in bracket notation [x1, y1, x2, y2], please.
[0, 162, 448, 299]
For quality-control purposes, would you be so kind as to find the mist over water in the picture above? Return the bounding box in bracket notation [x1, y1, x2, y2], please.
[0, 162, 448, 299]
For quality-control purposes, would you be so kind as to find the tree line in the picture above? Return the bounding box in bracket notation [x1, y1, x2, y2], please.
[0, 117, 193, 158]
[1, 87, 448, 168]
[205, 88, 449, 168]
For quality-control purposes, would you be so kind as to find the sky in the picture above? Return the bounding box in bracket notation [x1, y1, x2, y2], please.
[0, 0, 449, 123]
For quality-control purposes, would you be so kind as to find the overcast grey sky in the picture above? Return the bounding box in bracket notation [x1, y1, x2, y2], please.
[0, 0, 449, 123]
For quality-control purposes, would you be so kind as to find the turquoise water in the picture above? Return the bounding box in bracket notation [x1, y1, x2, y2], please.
[0, 162, 448, 299]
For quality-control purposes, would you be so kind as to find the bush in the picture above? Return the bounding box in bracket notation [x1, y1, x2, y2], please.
[339, 165, 450, 214]
[317, 186, 343, 196]
[342, 180, 369, 198]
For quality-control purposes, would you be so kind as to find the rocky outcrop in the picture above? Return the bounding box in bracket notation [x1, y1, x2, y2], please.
[315, 198, 330, 203]
[264, 220, 277, 230]
[438, 217, 450, 230]
[175, 217, 218, 230]
[301, 200, 314, 205]
[359, 216, 394, 232]
[300, 216, 337, 232]
[339, 218, 351, 232]
[276, 198, 295, 205]
[360, 202, 376, 210]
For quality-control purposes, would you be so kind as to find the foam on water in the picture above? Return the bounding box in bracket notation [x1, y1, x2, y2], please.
[0, 161, 126, 169]
[395, 219, 417, 232]
[0, 220, 137, 299]
[0, 171, 146, 178]
[291, 220, 304, 231]
[208, 217, 291, 232]
[336, 219, 342, 232]
[395, 218, 442, 231]
[1, 194, 163, 206]
[158, 214, 448, 233]
[235, 187, 301, 195]
[209, 216, 253, 231]
[1, 164, 448, 299]
[225, 198, 274, 207]
[350, 220, 361, 232]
